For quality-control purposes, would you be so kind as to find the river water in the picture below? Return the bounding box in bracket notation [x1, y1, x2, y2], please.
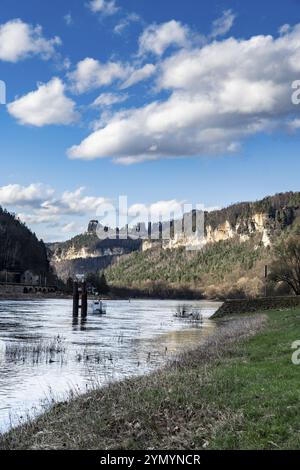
[0, 299, 219, 433]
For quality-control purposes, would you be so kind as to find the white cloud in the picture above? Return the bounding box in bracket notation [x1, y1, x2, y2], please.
[64, 13, 73, 26]
[17, 212, 60, 225]
[91, 92, 128, 107]
[41, 187, 111, 216]
[68, 24, 300, 163]
[0, 19, 61, 62]
[68, 57, 129, 94]
[113, 154, 159, 165]
[210, 9, 236, 38]
[279, 24, 291, 35]
[288, 118, 300, 130]
[61, 221, 78, 233]
[15, 186, 112, 240]
[138, 20, 189, 56]
[17, 211, 85, 241]
[129, 200, 185, 222]
[9, 185, 218, 241]
[61, 57, 72, 70]
[120, 63, 156, 89]
[0, 183, 54, 207]
[114, 13, 141, 35]
[87, 0, 119, 16]
[69, 58, 155, 94]
[8, 78, 79, 127]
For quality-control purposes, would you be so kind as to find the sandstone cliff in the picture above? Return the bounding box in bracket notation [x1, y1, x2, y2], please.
[49, 192, 300, 282]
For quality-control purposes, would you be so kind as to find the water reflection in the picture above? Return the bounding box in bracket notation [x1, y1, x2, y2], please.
[0, 299, 220, 432]
[72, 314, 88, 331]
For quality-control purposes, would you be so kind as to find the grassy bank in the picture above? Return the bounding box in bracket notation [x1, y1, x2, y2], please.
[1, 308, 300, 450]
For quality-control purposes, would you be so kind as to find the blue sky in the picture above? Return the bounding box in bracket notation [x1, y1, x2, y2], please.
[1, 0, 300, 241]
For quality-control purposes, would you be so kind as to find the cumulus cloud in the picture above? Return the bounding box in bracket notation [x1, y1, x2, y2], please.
[17, 212, 60, 225]
[68, 25, 300, 163]
[210, 9, 236, 38]
[0, 19, 61, 62]
[138, 20, 190, 56]
[87, 0, 119, 16]
[8, 78, 79, 127]
[41, 187, 110, 216]
[0, 183, 54, 207]
[68, 58, 155, 94]
[120, 63, 156, 89]
[9, 184, 214, 241]
[129, 199, 186, 222]
[15, 186, 112, 239]
[68, 57, 129, 93]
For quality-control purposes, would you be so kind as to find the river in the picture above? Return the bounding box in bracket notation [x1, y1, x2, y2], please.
[0, 298, 220, 433]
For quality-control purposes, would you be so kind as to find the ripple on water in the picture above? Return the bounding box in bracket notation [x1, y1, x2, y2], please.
[0, 298, 220, 432]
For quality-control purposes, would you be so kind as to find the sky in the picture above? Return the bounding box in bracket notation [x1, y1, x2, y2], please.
[1, 0, 300, 241]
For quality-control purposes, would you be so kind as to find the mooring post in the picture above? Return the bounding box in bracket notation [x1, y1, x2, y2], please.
[73, 281, 79, 316]
[81, 281, 88, 316]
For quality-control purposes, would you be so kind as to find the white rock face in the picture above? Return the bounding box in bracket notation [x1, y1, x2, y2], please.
[142, 212, 273, 251]
[53, 245, 126, 261]
[252, 213, 267, 231]
[51, 210, 280, 262]
[206, 220, 236, 243]
[262, 229, 271, 247]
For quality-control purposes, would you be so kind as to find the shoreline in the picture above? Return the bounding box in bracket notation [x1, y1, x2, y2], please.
[2, 307, 300, 449]
[0, 292, 221, 302]
[0, 311, 268, 450]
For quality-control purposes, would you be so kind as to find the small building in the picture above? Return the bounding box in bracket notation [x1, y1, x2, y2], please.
[0, 270, 21, 284]
[21, 270, 40, 286]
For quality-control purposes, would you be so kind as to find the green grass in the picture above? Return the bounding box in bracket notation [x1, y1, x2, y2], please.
[207, 309, 300, 449]
[1, 309, 300, 449]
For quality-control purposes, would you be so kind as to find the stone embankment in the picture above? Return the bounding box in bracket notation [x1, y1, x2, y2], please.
[212, 296, 300, 318]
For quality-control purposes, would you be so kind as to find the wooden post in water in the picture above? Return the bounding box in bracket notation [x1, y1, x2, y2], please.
[73, 277, 88, 316]
[73, 281, 79, 316]
[81, 281, 88, 316]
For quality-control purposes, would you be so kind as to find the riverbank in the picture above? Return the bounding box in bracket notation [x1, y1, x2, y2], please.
[3, 308, 299, 449]
[0, 292, 71, 301]
[212, 296, 300, 318]
[0, 292, 216, 303]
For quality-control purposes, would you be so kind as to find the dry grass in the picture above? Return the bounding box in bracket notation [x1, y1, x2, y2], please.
[4, 336, 66, 364]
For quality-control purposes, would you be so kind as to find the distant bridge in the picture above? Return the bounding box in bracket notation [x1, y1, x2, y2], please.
[0, 282, 57, 294]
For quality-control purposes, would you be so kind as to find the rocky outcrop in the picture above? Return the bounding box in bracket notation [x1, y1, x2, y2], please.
[205, 213, 272, 246]
[48, 234, 141, 281]
[51, 245, 128, 262]
[142, 211, 281, 251]
[48, 192, 300, 281]
[143, 198, 300, 251]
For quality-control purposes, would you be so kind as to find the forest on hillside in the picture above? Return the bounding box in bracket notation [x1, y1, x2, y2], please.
[0, 207, 50, 277]
[105, 230, 300, 299]
[206, 191, 300, 230]
[105, 235, 270, 298]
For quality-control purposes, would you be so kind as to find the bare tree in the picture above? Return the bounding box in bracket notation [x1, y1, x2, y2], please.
[269, 234, 300, 295]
